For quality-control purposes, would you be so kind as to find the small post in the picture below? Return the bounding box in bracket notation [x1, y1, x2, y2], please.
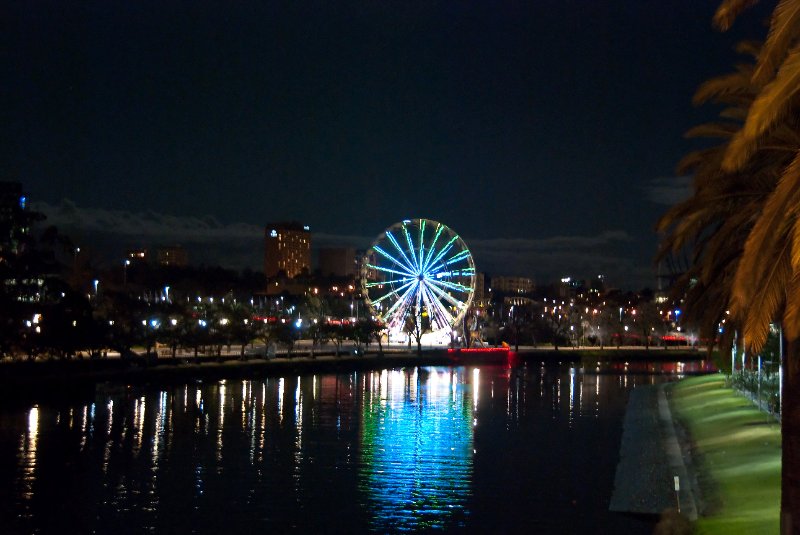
[674, 475, 681, 513]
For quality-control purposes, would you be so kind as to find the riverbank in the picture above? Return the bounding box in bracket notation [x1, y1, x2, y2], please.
[669, 374, 781, 534]
[0, 347, 708, 404]
[609, 383, 698, 519]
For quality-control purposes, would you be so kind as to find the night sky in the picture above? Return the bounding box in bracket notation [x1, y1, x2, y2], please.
[4, 1, 770, 288]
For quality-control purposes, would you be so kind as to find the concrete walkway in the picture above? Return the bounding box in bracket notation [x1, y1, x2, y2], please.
[609, 383, 698, 519]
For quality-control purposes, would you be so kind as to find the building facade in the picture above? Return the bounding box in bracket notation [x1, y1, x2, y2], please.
[157, 245, 188, 267]
[318, 247, 356, 277]
[264, 222, 311, 278]
[0, 181, 27, 260]
[491, 275, 534, 295]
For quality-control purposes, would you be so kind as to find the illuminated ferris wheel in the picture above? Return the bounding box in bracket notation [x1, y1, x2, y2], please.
[361, 219, 476, 336]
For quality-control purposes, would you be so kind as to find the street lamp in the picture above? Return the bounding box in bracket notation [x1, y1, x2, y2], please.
[123, 259, 130, 287]
[93, 279, 99, 297]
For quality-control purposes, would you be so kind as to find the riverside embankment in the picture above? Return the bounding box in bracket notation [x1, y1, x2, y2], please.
[669, 374, 781, 534]
[0, 346, 707, 403]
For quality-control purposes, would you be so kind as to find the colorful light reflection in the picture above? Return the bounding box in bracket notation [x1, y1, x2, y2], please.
[359, 368, 475, 531]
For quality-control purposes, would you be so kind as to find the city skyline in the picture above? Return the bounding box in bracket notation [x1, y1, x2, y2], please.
[5, 1, 772, 288]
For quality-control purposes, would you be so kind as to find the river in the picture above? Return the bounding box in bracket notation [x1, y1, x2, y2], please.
[0, 360, 705, 533]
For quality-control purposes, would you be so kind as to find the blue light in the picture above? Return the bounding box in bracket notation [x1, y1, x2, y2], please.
[363, 220, 475, 335]
[19, 196, 26, 209]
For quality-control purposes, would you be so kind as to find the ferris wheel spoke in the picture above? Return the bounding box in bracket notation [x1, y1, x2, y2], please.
[372, 245, 415, 275]
[364, 277, 415, 289]
[401, 224, 420, 272]
[385, 232, 417, 273]
[443, 249, 472, 266]
[426, 280, 468, 311]
[383, 281, 419, 321]
[418, 219, 426, 269]
[425, 236, 459, 272]
[366, 263, 416, 279]
[421, 283, 454, 330]
[428, 277, 473, 294]
[369, 279, 416, 305]
[431, 267, 475, 280]
[421, 224, 445, 272]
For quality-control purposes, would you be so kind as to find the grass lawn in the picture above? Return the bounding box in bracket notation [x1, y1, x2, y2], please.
[670, 374, 781, 534]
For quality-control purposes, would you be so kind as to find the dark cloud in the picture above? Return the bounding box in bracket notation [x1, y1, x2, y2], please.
[468, 231, 649, 288]
[33, 200, 653, 287]
[645, 176, 693, 206]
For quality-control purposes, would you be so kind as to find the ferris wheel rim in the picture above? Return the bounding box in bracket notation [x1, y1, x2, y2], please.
[361, 218, 476, 334]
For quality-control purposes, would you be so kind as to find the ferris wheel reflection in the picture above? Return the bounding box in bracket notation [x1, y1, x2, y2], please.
[358, 367, 476, 532]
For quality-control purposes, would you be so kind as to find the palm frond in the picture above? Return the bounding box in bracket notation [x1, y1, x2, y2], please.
[753, 0, 800, 85]
[735, 39, 763, 59]
[677, 147, 725, 176]
[731, 156, 800, 351]
[783, 273, 800, 342]
[741, 249, 791, 353]
[793, 198, 800, 273]
[724, 46, 800, 171]
[685, 123, 741, 138]
[692, 69, 755, 106]
[720, 106, 750, 120]
[732, 157, 800, 306]
[714, 0, 761, 31]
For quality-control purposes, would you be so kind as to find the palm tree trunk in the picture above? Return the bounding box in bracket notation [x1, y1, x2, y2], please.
[782, 338, 800, 534]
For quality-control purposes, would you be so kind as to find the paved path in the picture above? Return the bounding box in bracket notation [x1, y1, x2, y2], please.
[609, 383, 698, 519]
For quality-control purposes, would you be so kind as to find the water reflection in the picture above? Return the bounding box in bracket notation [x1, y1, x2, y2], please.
[0, 361, 706, 533]
[359, 368, 475, 531]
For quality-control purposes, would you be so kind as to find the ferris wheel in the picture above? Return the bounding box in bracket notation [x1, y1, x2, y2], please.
[361, 219, 476, 336]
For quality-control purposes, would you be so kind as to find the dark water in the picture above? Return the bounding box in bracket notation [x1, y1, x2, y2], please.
[0, 362, 687, 534]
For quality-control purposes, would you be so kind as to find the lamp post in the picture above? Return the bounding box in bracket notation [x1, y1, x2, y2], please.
[123, 259, 130, 287]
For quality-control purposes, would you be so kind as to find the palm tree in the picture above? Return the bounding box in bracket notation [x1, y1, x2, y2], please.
[659, 2, 800, 529]
[714, 0, 800, 171]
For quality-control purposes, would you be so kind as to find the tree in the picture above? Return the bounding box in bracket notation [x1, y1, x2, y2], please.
[507, 304, 535, 352]
[255, 319, 277, 359]
[274, 321, 299, 357]
[543, 303, 570, 350]
[216, 302, 258, 360]
[403, 305, 431, 356]
[633, 302, 661, 350]
[659, 3, 800, 529]
[352, 317, 384, 355]
[301, 294, 330, 358]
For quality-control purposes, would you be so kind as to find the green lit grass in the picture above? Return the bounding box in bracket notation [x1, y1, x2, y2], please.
[670, 374, 780, 535]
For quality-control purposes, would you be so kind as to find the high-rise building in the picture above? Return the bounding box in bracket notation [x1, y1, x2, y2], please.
[491, 275, 534, 295]
[264, 222, 311, 278]
[157, 245, 188, 267]
[0, 181, 27, 260]
[126, 248, 148, 263]
[318, 247, 356, 277]
[472, 272, 490, 309]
